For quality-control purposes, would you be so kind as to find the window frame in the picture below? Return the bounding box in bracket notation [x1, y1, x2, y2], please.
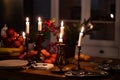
[51, 0, 120, 47]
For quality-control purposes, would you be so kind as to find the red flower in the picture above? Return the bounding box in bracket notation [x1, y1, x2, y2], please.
[47, 42, 58, 53]
[38, 18, 60, 52]
[44, 20, 51, 27]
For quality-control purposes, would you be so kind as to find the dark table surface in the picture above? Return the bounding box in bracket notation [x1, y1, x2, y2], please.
[0, 67, 119, 80]
[0, 57, 120, 80]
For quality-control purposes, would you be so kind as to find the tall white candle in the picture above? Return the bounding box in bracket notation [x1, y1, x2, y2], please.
[78, 26, 84, 46]
[26, 17, 30, 34]
[59, 21, 64, 42]
[38, 17, 42, 31]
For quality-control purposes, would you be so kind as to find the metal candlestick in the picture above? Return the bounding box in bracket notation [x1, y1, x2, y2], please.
[25, 34, 29, 54]
[65, 46, 109, 77]
[55, 42, 66, 71]
[34, 31, 43, 61]
[77, 46, 81, 70]
[35, 31, 43, 51]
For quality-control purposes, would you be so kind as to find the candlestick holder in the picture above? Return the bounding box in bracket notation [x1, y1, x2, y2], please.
[54, 42, 66, 72]
[77, 46, 81, 70]
[64, 46, 82, 75]
[35, 31, 43, 51]
[34, 31, 43, 61]
[24, 34, 29, 55]
[65, 45, 109, 77]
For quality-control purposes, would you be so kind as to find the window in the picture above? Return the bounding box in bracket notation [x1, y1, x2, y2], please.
[59, 0, 81, 20]
[91, 0, 115, 21]
[90, 0, 115, 40]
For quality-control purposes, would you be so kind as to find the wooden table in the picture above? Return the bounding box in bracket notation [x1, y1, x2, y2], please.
[0, 57, 119, 80]
[0, 69, 66, 80]
[0, 68, 120, 80]
[0, 68, 109, 80]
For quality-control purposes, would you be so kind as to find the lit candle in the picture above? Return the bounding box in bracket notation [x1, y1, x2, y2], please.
[59, 21, 64, 42]
[78, 26, 84, 46]
[38, 17, 42, 31]
[22, 31, 26, 45]
[59, 33, 63, 42]
[22, 31, 26, 39]
[26, 17, 30, 34]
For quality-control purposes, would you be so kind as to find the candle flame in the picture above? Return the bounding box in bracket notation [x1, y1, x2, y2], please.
[26, 17, 29, 22]
[38, 17, 41, 22]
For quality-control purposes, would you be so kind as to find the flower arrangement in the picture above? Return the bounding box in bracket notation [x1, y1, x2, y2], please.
[43, 18, 59, 37]
[39, 18, 59, 41]
[18, 19, 59, 63]
[28, 18, 59, 54]
[40, 18, 59, 53]
[36, 18, 93, 53]
[29, 18, 59, 42]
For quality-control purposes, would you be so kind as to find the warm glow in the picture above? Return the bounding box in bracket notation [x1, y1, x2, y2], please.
[59, 21, 64, 42]
[60, 21, 64, 35]
[26, 17, 30, 34]
[38, 17, 42, 31]
[22, 31, 26, 39]
[26, 17, 29, 22]
[38, 17, 41, 22]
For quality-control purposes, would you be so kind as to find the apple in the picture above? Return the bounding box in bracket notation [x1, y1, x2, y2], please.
[13, 40, 21, 48]
[17, 36, 24, 44]
[14, 32, 19, 37]
[3, 37, 12, 47]
[6, 28, 15, 37]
